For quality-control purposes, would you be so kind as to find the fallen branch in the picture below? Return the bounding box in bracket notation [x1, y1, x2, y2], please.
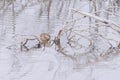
[71, 8, 120, 31]
[21, 38, 41, 51]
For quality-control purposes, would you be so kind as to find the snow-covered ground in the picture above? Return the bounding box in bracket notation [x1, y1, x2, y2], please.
[1, 46, 120, 80]
[0, 0, 120, 80]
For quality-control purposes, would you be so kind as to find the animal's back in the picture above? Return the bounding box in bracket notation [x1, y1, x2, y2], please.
[40, 33, 50, 42]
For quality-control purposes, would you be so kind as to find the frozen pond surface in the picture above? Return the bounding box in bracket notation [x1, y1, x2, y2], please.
[0, 0, 120, 80]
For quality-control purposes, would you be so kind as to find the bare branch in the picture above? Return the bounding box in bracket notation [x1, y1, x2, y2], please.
[71, 8, 120, 29]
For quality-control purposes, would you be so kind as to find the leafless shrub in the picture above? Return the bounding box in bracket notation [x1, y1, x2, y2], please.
[1, 0, 120, 68]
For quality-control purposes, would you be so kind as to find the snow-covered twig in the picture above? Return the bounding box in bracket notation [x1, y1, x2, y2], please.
[71, 8, 120, 29]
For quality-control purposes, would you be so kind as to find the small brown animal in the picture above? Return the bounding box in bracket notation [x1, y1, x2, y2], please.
[40, 33, 51, 49]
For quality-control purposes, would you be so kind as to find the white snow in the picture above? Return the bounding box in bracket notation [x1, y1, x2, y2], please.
[0, 0, 120, 80]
